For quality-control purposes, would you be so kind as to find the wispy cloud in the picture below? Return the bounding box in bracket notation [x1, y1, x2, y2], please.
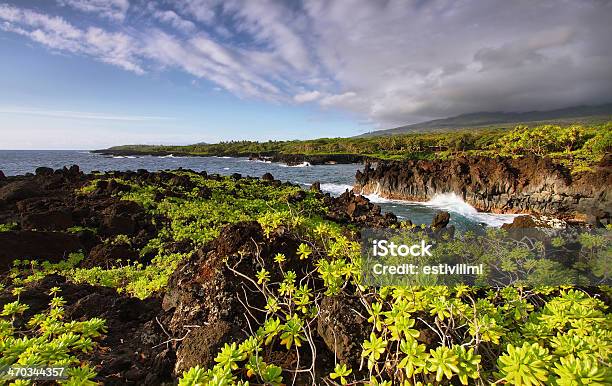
[57, 0, 129, 22]
[1, 1, 612, 126]
[0, 107, 171, 121]
[0, 3, 143, 73]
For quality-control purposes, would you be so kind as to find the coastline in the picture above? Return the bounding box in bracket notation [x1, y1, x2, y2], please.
[82, 150, 612, 225]
[354, 154, 612, 226]
[91, 149, 373, 166]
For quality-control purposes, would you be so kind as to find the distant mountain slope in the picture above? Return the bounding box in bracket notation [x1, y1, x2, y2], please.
[358, 103, 612, 137]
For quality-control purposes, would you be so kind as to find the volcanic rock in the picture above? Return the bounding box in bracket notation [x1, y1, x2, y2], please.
[0, 231, 83, 271]
[100, 201, 144, 236]
[355, 155, 612, 223]
[431, 210, 450, 229]
[0, 275, 170, 385]
[173, 321, 233, 374]
[288, 189, 307, 203]
[317, 295, 369, 368]
[325, 190, 398, 227]
[82, 242, 138, 269]
[310, 181, 321, 192]
[0, 180, 41, 203]
[21, 208, 73, 231]
[35, 166, 54, 176]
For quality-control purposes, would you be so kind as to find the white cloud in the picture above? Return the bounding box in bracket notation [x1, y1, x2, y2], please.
[2, 0, 612, 127]
[320, 92, 358, 107]
[57, 0, 129, 22]
[152, 9, 196, 32]
[0, 4, 143, 73]
[293, 91, 321, 103]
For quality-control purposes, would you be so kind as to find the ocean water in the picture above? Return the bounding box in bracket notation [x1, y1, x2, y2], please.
[0, 150, 518, 230]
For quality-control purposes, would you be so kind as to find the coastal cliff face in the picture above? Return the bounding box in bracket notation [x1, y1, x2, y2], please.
[354, 155, 612, 225]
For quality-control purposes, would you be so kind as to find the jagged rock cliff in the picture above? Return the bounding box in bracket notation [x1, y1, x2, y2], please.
[354, 155, 611, 225]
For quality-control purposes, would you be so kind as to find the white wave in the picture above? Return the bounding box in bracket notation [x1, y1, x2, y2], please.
[125, 156, 136, 159]
[160, 154, 174, 158]
[280, 161, 311, 168]
[359, 187, 518, 227]
[112, 156, 125, 159]
[320, 183, 353, 195]
[247, 159, 272, 163]
[359, 183, 404, 204]
[223, 167, 230, 170]
[423, 193, 518, 227]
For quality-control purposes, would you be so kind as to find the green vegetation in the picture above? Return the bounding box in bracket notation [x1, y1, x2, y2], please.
[171, 204, 611, 385]
[0, 223, 18, 232]
[3, 170, 611, 385]
[0, 286, 106, 384]
[9, 173, 324, 299]
[107, 122, 611, 172]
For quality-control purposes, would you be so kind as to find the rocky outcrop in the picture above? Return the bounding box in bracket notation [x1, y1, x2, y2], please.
[0, 167, 159, 271]
[94, 149, 370, 165]
[249, 153, 368, 165]
[0, 231, 84, 271]
[324, 189, 398, 227]
[317, 295, 369, 369]
[355, 155, 611, 225]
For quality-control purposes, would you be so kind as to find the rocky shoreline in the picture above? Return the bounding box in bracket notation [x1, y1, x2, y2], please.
[92, 148, 370, 165]
[354, 154, 612, 226]
[248, 152, 369, 165]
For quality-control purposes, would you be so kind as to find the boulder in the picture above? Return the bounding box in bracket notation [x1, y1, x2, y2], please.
[261, 172, 274, 181]
[82, 242, 138, 269]
[431, 211, 450, 229]
[174, 321, 233, 374]
[20, 208, 73, 231]
[0, 180, 41, 204]
[317, 295, 369, 368]
[501, 215, 539, 229]
[162, 221, 305, 376]
[68, 165, 80, 176]
[288, 190, 307, 203]
[100, 201, 143, 236]
[310, 181, 321, 192]
[35, 167, 54, 176]
[325, 190, 399, 228]
[0, 231, 83, 271]
[0, 170, 5, 180]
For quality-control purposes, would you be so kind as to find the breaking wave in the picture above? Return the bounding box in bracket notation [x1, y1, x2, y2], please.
[361, 189, 518, 227]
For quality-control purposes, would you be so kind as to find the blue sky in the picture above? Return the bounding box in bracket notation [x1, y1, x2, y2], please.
[1, 0, 611, 149]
